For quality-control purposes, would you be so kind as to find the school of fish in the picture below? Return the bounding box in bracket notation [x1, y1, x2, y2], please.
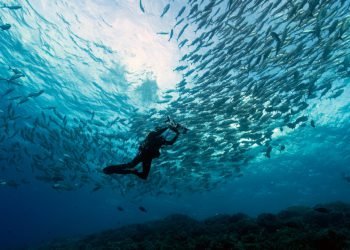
[0, 0, 349, 196]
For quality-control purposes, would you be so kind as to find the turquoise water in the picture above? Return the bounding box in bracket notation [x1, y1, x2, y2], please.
[1, 0, 350, 248]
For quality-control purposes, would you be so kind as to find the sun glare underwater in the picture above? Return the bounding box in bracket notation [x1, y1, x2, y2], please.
[1, 0, 350, 249]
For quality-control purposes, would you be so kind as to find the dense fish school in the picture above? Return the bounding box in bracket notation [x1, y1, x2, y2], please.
[0, 0, 349, 196]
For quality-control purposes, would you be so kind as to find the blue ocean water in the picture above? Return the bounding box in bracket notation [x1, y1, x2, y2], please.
[1, 0, 350, 249]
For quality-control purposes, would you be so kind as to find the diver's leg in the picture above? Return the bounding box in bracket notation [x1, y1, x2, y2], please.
[103, 153, 142, 175]
[105, 168, 138, 175]
[133, 158, 152, 180]
[128, 152, 143, 168]
[103, 164, 127, 174]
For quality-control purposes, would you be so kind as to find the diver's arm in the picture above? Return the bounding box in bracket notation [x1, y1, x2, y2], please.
[151, 127, 169, 136]
[164, 130, 179, 145]
[168, 125, 179, 133]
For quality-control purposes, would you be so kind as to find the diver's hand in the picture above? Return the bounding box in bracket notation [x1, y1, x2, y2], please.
[166, 116, 178, 127]
[169, 121, 177, 128]
[168, 123, 180, 133]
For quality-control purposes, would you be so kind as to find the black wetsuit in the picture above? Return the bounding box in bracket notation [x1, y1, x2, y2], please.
[103, 126, 179, 180]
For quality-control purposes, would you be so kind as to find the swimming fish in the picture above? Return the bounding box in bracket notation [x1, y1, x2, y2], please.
[1, 5, 22, 10]
[27, 90, 45, 98]
[139, 206, 147, 212]
[0, 24, 11, 31]
[91, 184, 102, 192]
[177, 24, 189, 41]
[265, 145, 272, 158]
[18, 97, 29, 105]
[160, 4, 170, 18]
[174, 65, 188, 71]
[8, 67, 22, 74]
[139, 0, 145, 13]
[178, 39, 188, 48]
[175, 18, 184, 27]
[343, 174, 350, 183]
[271, 32, 282, 54]
[310, 120, 316, 128]
[176, 6, 186, 20]
[2, 87, 15, 97]
[157, 32, 169, 35]
[8, 73, 25, 82]
[169, 29, 174, 41]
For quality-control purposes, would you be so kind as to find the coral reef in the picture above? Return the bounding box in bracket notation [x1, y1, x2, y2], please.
[36, 202, 350, 250]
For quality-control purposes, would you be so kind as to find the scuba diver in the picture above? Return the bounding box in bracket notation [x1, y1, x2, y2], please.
[103, 117, 188, 180]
